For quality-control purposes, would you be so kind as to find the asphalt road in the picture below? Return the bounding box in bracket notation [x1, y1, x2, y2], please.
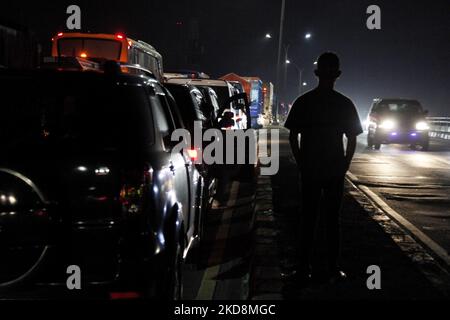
[3, 130, 449, 300]
[349, 134, 450, 261]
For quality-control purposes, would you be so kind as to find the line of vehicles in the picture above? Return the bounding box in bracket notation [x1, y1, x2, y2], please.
[0, 31, 262, 300]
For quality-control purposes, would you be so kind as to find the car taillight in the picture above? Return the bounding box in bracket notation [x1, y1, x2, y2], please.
[187, 148, 199, 162]
[109, 291, 140, 300]
[120, 166, 152, 215]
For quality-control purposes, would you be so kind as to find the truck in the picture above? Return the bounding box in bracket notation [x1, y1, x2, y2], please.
[220, 73, 264, 128]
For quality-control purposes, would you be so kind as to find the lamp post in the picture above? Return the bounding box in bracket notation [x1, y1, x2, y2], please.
[274, 0, 286, 124]
[286, 59, 304, 96]
[282, 32, 313, 101]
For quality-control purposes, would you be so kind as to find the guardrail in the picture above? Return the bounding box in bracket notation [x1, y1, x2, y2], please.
[427, 117, 450, 140]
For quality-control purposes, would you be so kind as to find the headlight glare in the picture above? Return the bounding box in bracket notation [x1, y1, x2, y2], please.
[415, 121, 429, 131]
[378, 119, 396, 130]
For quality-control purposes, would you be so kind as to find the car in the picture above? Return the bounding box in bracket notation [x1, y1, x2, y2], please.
[165, 77, 251, 130]
[366, 98, 430, 150]
[164, 77, 256, 206]
[0, 59, 202, 299]
[228, 81, 249, 129]
[163, 83, 218, 240]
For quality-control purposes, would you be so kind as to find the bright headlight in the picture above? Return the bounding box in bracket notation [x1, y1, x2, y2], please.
[415, 121, 429, 131]
[378, 119, 396, 130]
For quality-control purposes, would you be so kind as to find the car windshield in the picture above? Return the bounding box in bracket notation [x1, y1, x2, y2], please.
[165, 84, 200, 127]
[377, 101, 423, 114]
[0, 73, 154, 155]
[57, 38, 122, 60]
[199, 85, 230, 109]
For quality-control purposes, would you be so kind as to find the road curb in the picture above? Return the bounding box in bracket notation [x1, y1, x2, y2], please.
[248, 175, 283, 300]
[346, 174, 450, 296]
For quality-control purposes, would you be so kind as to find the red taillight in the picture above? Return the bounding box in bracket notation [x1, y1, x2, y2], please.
[116, 34, 124, 40]
[109, 292, 140, 300]
[187, 148, 199, 161]
[57, 32, 63, 37]
[119, 166, 152, 214]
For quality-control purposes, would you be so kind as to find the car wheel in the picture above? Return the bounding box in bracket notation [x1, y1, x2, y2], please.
[374, 143, 381, 150]
[171, 237, 184, 300]
[421, 140, 429, 151]
[166, 234, 184, 300]
[156, 229, 184, 300]
[409, 144, 417, 150]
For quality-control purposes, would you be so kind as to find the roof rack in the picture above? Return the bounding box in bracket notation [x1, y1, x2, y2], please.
[40, 56, 155, 79]
[41, 56, 101, 72]
[119, 63, 155, 78]
[164, 70, 210, 80]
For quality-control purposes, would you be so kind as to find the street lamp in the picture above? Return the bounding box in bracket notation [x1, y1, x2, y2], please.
[265, 33, 272, 39]
[282, 32, 313, 100]
[275, 0, 286, 124]
[285, 59, 305, 96]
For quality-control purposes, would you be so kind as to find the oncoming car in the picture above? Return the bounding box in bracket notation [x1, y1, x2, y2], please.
[366, 98, 430, 151]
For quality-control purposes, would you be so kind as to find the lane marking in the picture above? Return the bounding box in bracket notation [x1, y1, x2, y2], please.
[346, 171, 359, 182]
[348, 171, 450, 268]
[196, 181, 240, 300]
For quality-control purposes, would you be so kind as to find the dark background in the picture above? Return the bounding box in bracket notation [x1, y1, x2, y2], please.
[2, 0, 449, 117]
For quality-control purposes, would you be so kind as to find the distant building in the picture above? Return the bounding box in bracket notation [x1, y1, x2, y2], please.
[0, 20, 41, 68]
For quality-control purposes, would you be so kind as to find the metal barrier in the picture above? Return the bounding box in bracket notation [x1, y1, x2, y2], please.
[427, 117, 450, 140]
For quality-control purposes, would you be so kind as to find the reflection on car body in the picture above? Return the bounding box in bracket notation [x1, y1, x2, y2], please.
[0, 62, 201, 299]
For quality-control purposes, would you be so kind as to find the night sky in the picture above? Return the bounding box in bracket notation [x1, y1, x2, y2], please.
[2, 0, 449, 117]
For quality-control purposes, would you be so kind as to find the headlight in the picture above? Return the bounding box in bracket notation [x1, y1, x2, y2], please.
[415, 121, 429, 131]
[378, 119, 396, 130]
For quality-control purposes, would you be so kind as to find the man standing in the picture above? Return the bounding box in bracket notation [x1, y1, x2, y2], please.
[284, 52, 363, 283]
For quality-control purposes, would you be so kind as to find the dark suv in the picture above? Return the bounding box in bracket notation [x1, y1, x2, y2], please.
[366, 98, 430, 150]
[0, 65, 200, 299]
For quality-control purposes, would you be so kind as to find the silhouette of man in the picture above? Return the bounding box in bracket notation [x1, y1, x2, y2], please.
[284, 52, 363, 283]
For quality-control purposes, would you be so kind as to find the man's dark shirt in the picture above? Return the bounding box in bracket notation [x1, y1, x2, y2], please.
[284, 88, 363, 180]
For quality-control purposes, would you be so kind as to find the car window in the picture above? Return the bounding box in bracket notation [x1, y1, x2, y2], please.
[190, 90, 207, 121]
[165, 84, 199, 132]
[162, 87, 185, 130]
[0, 74, 154, 155]
[153, 83, 178, 133]
[374, 101, 423, 114]
[200, 85, 230, 109]
[148, 90, 170, 137]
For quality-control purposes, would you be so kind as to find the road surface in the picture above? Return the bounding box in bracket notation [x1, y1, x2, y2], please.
[349, 134, 450, 265]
